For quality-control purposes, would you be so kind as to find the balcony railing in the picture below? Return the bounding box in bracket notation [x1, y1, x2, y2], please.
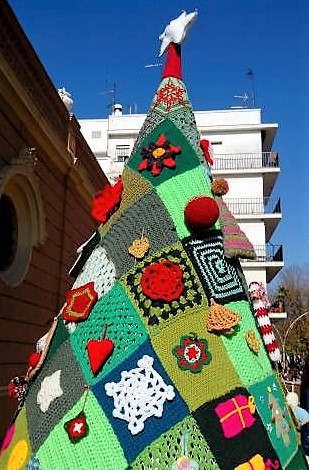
[242, 244, 283, 262]
[213, 152, 279, 171]
[224, 197, 281, 215]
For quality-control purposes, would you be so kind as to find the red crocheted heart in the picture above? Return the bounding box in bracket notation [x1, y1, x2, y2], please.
[86, 338, 114, 375]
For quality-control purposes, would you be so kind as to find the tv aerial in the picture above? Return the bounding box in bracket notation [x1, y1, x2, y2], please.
[233, 92, 249, 107]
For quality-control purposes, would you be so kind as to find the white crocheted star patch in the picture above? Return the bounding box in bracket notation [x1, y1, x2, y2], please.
[37, 369, 63, 413]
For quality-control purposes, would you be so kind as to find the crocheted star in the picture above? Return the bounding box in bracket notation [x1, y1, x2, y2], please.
[138, 133, 181, 176]
[64, 411, 89, 443]
[154, 78, 185, 112]
[173, 333, 212, 373]
[91, 177, 123, 223]
[141, 260, 184, 302]
[37, 369, 63, 412]
[62, 282, 98, 323]
[105, 355, 175, 435]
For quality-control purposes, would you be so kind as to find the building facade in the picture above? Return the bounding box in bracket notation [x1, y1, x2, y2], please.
[0, 0, 108, 437]
[80, 105, 283, 290]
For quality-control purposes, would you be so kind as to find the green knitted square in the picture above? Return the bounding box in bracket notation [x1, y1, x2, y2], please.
[156, 165, 220, 239]
[249, 375, 298, 468]
[120, 242, 207, 336]
[44, 317, 69, 365]
[131, 416, 220, 469]
[286, 447, 309, 470]
[127, 118, 201, 187]
[70, 283, 148, 386]
[99, 168, 152, 237]
[221, 300, 272, 386]
[151, 308, 242, 411]
[0, 407, 32, 469]
[37, 391, 128, 470]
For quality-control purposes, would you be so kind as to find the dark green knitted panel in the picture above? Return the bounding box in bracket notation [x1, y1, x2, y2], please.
[131, 416, 220, 470]
[44, 318, 69, 366]
[70, 283, 148, 386]
[100, 190, 178, 280]
[127, 118, 201, 187]
[286, 447, 309, 470]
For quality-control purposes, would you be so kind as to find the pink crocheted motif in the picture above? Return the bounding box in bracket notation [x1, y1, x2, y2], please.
[215, 394, 256, 438]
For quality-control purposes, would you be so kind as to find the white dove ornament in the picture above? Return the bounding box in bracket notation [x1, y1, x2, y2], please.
[159, 10, 198, 57]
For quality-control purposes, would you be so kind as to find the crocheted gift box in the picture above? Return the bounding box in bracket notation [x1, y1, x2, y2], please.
[214, 394, 256, 438]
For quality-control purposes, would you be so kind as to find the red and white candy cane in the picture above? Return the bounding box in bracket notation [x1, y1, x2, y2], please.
[248, 281, 281, 363]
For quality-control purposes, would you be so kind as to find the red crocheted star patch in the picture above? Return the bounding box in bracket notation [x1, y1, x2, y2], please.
[154, 78, 185, 112]
[62, 282, 98, 323]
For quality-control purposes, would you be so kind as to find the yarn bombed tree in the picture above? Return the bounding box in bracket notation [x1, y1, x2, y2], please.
[1, 10, 307, 470]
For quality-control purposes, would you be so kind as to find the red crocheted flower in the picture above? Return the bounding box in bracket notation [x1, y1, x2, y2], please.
[138, 134, 181, 176]
[64, 411, 89, 443]
[173, 333, 212, 373]
[200, 139, 214, 166]
[141, 260, 184, 301]
[91, 178, 123, 223]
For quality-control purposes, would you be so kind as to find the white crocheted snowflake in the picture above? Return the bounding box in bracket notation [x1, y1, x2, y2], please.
[105, 355, 175, 435]
[37, 369, 63, 412]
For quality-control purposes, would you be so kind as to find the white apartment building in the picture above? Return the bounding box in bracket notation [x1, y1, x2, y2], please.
[79, 106, 283, 295]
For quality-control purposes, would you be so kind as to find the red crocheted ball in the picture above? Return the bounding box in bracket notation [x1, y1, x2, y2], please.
[184, 196, 219, 230]
[28, 352, 41, 369]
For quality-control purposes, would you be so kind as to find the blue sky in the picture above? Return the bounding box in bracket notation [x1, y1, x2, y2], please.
[8, 0, 309, 273]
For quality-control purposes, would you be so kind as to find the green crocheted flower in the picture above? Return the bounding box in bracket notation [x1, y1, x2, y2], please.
[173, 333, 212, 373]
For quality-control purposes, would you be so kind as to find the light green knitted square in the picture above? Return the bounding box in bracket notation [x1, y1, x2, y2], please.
[37, 391, 128, 470]
[221, 300, 272, 386]
[131, 416, 220, 469]
[156, 165, 220, 239]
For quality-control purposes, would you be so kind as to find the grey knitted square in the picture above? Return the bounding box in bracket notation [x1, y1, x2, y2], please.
[25, 339, 85, 452]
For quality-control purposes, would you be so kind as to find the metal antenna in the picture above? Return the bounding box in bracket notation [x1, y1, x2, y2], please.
[144, 63, 162, 68]
[247, 69, 256, 107]
[99, 82, 117, 114]
[234, 93, 249, 107]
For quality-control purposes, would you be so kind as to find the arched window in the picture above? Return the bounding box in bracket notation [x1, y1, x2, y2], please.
[0, 149, 45, 286]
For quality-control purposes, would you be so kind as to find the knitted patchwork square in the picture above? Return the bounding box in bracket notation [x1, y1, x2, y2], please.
[168, 106, 204, 161]
[43, 317, 69, 366]
[120, 243, 206, 333]
[182, 231, 247, 303]
[131, 416, 220, 469]
[151, 308, 242, 411]
[249, 375, 298, 468]
[25, 455, 42, 469]
[99, 168, 152, 238]
[72, 245, 116, 299]
[25, 339, 85, 453]
[193, 387, 279, 470]
[70, 283, 148, 386]
[36, 391, 128, 470]
[156, 165, 218, 239]
[127, 118, 201, 187]
[131, 108, 164, 156]
[92, 341, 189, 464]
[286, 447, 309, 470]
[151, 77, 190, 114]
[100, 190, 178, 280]
[220, 301, 272, 386]
[0, 407, 32, 469]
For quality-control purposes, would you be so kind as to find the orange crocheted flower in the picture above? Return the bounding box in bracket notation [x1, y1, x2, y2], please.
[138, 134, 181, 176]
[141, 260, 184, 302]
[91, 178, 123, 223]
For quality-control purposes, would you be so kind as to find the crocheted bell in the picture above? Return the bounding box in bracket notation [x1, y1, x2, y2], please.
[2, 10, 306, 470]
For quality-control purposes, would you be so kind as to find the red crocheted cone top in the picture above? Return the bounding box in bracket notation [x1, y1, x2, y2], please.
[162, 43, 182, 80]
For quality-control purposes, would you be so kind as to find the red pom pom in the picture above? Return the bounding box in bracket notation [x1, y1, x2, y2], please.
[28, 352, 41, 369]
[184, 196, 219, 230]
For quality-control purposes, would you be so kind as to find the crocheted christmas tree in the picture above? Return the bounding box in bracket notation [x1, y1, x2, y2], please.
[1, 11, 307, 470]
